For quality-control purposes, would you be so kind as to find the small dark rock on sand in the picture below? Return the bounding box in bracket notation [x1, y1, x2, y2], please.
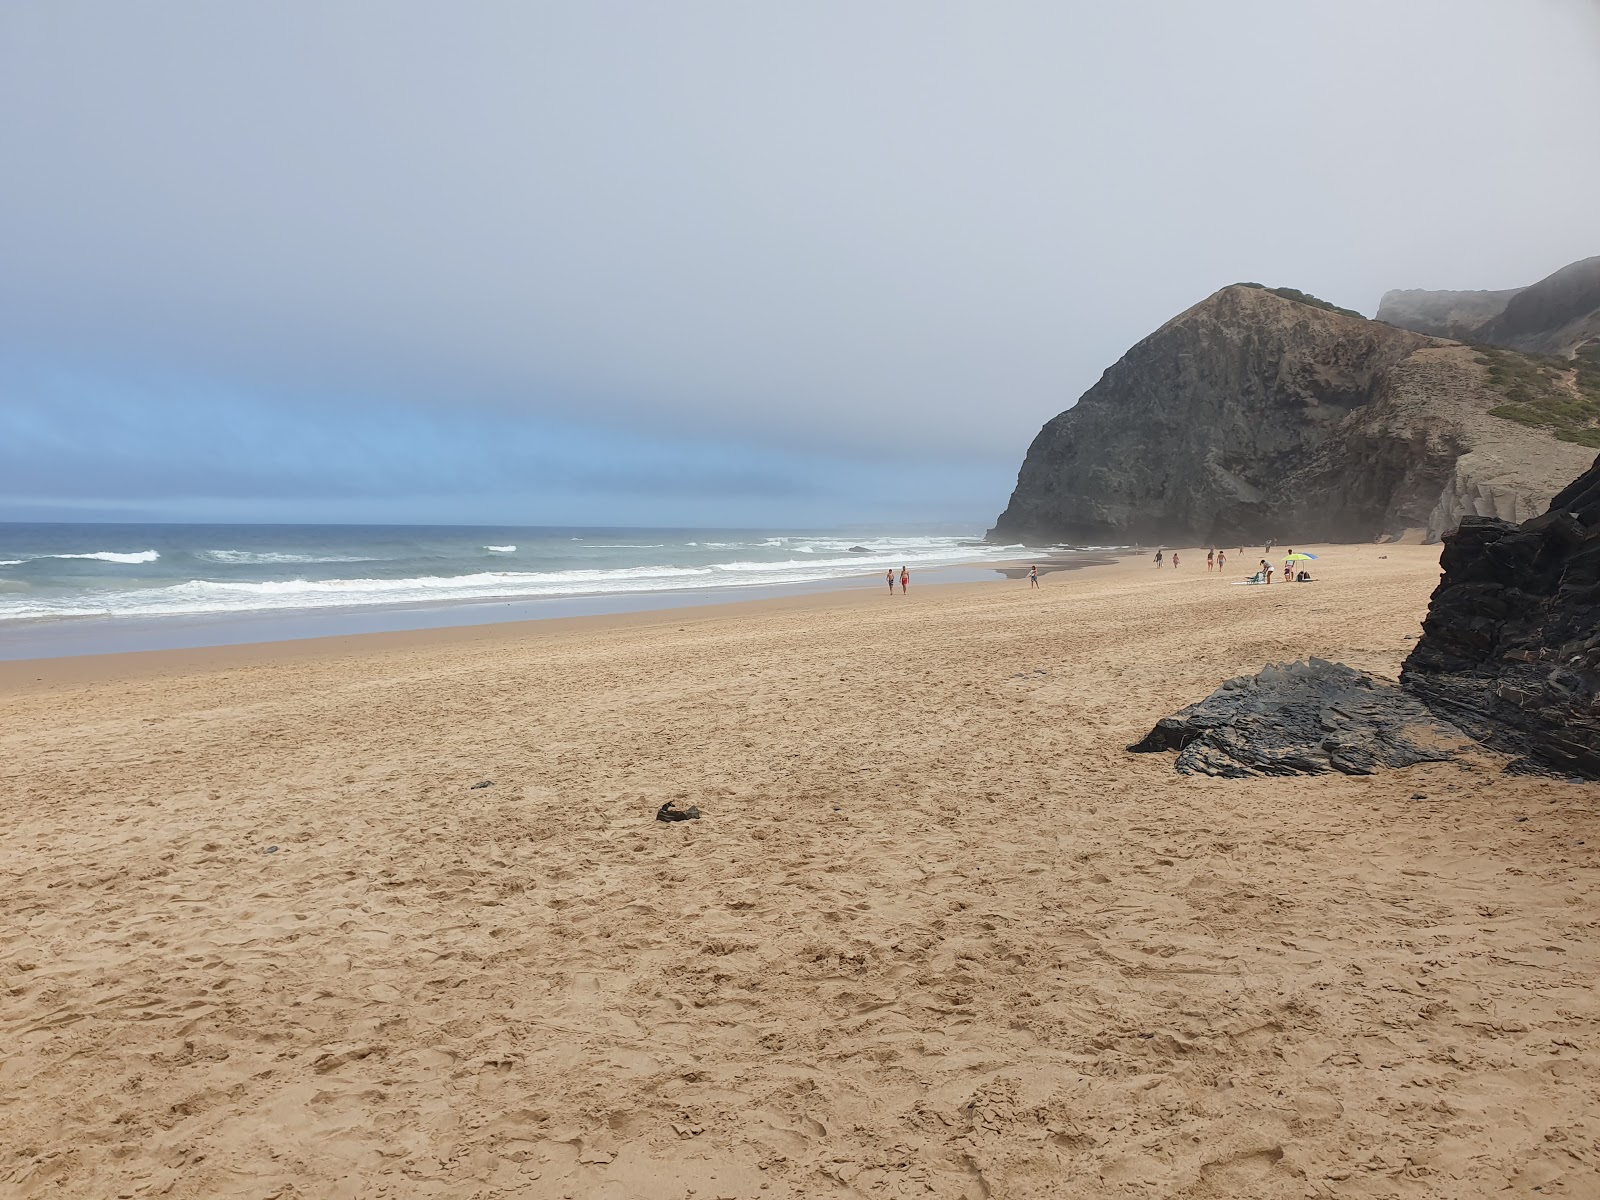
[1128, 658, 1467, 778]
[656, 801, 702, 822]
[470, 780, 494, 790]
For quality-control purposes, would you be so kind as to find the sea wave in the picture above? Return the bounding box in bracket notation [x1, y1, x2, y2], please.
[0, 535, 1035, 623]
[199, 550, 380, 564]
[482, 545, 517, 553]
[29, 550, 163, 564]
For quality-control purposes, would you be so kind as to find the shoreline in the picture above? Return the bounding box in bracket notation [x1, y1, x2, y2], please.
[0, 568, 1069, 696]
[0, 551, 1118, 671]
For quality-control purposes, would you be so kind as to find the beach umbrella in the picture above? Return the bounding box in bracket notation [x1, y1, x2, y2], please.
[1285, 552, 1318, 561]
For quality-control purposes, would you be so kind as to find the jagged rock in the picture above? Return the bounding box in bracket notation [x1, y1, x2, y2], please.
[1401, 452, 1600, 778]
[1128, 658, 1466, 778]
[988, 285, 1591, 547]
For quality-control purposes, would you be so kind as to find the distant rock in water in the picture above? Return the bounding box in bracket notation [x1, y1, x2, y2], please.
[1402, 452, 1600, 778]
[991, 268, 1597, 548]
[847, 546, 870, 553]
[1128, 658, 1467, 778]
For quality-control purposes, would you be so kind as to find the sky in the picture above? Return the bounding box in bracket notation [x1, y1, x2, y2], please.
[2, 1, 1598, 527]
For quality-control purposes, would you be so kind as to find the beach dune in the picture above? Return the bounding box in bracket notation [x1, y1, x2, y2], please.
[3, 545, 1597, 1198]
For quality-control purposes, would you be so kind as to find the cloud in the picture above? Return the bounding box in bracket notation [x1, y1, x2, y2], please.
[0, 360, 1006, 524]
[0, 1, 1597, 521]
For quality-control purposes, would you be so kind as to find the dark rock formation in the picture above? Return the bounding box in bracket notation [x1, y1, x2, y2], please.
[988, 285, 1591, 547]
[1401, 453, 1600, 777]
[1129, 658, 1466, 778]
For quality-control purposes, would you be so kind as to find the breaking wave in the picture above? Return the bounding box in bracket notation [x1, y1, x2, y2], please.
[198, 550, 380, 565]
[13, 550, 163, 565]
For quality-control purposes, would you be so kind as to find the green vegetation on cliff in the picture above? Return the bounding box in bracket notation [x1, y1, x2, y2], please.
[1236, 283, 1364, 320]
[1479, 346, 1600, 448]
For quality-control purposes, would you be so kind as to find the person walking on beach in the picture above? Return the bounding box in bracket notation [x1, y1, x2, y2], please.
[886, 568, 896, 594]
[1028, 564, 1039, 589]
[1207, 547, 1215, 572]
[899, 566, 910, 594]
[1172, 551, 1180, 569]
[1154, 549, 1164, 568]
[1217, 549, 1227, 572]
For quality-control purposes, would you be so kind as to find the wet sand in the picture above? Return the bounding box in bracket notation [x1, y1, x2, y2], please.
[3, 543, 1597, 1198]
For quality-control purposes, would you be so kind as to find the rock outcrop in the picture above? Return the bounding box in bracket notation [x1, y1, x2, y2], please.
[1401, 453, 1600, 778]
[989, 285, 1592, 546]
[1128, 658, 1467, 778]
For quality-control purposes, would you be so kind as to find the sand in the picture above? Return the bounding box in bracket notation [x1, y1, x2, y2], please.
[3, 545, 1597, 1198]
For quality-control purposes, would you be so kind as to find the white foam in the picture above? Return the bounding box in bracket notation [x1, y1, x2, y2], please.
[199, 550, 379, 564]
[482, 545, 517, 553]
[0, 534, 1028, 623]
[0, 559, 24, 567]
[45, 550, 161, 564]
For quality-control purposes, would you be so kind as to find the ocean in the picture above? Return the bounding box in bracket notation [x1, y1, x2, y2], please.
[0, 523, 1038, 658]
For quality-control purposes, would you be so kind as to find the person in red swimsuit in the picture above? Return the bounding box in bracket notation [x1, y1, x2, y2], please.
[899, 566, 909, 594]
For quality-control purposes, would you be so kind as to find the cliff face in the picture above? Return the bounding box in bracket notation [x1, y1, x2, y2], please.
[1380, 255, 1600, 356]
[1402, 454, 1600, 777]
[988, 286, 1592, 546]
[1475, 255, 1600, 356]
[1376, 287, 1520, 342]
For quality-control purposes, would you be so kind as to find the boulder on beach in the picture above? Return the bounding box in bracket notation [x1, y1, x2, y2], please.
[1128, 658, 1467, 778]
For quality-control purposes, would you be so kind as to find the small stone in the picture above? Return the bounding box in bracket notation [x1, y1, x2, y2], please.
[263, 846, 279, 854]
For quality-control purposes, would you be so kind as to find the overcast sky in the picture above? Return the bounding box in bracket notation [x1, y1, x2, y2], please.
[2, 1, 1597, 525]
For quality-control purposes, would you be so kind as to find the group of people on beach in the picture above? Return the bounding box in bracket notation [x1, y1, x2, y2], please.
[1153, 547, 1238, 571]
[886, 566, 910, 594]
[1151, 543, 1313, 584]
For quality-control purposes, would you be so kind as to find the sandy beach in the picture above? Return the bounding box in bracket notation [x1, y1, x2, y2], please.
[3, 544, 1597, 1198]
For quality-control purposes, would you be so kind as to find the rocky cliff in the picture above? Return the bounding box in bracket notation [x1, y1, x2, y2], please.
[1402, 453, 1600, 778]
[1379, 255, 1600, 356]
[1375, 286, 1521, 342]
[989, 285, 1592, 546]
